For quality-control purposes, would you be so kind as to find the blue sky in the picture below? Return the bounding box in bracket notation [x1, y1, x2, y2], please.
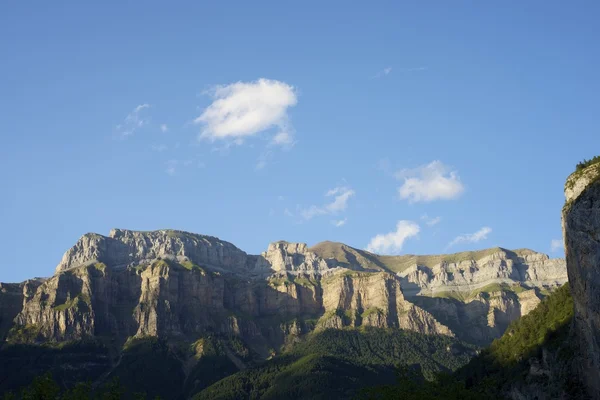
[1, 1, 599, 282]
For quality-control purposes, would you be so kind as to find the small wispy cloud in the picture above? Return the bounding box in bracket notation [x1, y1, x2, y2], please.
[301, 186, 355, 220]
[397, 66, 427, 72]
[271, 131, 295, 149]
[370, 66, 426, 80]
[421, 214, 442, 226]
[550, 239, 564, 253]
[160, 124, 168, 133]
[446, 227, 492, 250]
[370, 67, 393, 79]
[333, 218, 347, 227]
[165, 160, 178, 176]
[164, 159, 195, 176]
[397, 160, 464, 203]
[366, 220, 420, 254]
[151, 144, 168, 152]
[116, 104, 151, 137]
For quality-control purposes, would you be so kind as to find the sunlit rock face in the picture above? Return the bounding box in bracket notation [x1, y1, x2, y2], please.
[1, 227, 566, 352]
[563, 162, 600, 399]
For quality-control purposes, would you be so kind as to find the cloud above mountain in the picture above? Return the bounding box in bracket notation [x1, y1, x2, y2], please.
[195, 78, 297, 146]
[447, 226, 492, 249]
[396, 161, 464, 203]
[366, 220, 420, 254]
[301, 186, 355, 220]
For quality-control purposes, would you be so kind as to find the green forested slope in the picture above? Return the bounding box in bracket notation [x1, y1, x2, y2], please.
[364, 283, 583, 400]
[194, 328, 475, 400]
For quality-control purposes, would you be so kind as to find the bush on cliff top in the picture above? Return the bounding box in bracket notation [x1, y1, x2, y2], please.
[576, 155, 600, 171]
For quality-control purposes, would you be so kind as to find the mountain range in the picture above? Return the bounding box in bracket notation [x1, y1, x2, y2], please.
[0, 226, 568, 398]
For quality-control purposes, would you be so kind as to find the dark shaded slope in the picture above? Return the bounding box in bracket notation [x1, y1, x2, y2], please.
[194, 328, 475, 400]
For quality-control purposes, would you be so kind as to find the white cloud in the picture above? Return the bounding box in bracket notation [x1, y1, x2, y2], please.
[160, 124, 168, 133]
[301, 186, 355, 220]
[421, 214, 442, 226]
[397, 160, 464, 203]
[151, 144, 167, 152]
[366, 220, 420, 254]
[195, 78, 297, 145]
[551, 239, 564, 253]
[116, 104, 151, 137]
[447, 226, 492, 249]
[284, 208, 294, 217]
[333, 218, 347, 227]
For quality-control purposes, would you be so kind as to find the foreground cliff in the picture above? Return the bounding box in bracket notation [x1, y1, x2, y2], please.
[563, 160, 600, 399]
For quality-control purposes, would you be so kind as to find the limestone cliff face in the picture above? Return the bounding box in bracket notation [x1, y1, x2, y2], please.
[7, 233, 453, 351]
[318, 272, 451, 335]
[2, 229, 566, 353]
[563, 162, 600, 399]
[410, 289, 537, 345]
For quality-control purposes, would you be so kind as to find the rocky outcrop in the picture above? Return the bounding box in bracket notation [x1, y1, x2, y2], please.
[563, 161, 600, 399]
[397, 249, 567, 296]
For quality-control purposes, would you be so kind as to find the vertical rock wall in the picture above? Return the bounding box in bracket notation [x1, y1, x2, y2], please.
[563, 162, 600, 399]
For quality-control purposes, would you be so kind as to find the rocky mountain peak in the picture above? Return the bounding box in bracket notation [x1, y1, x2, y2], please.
[257, 240, 329, 272]
[55, 229, 248, 274]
